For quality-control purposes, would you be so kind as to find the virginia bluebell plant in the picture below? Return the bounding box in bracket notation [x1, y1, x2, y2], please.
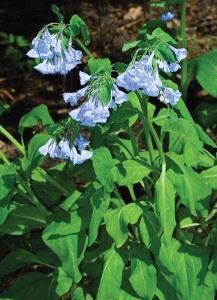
[0, 3, 216, 300]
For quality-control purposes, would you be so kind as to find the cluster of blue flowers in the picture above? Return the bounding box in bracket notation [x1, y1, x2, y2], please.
[39, 133, 93, 165]
[116, 45, 187, 106]
[28, 21, 187, 165]
[63, 71, 128, 127]
[27, 28, 82, 75]
[160, 11, 175, 22]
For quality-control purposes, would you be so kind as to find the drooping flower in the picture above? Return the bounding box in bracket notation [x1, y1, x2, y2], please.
[159, 87, 182, 106]
[65, 72, 128, 127]
[116, 52, 163, 98]
[39, 134, 93, 165]
[39, 138, 61, 158]
[157, 60, 181, 73]
[79, 71, 92, 85]
[69, 95, 111, 127]
[75, 134, 90, 150]
[160, 11, 175, 22]
[27, 28, 82, 75]
[168, 45, 187, 62]
[63, 86, 89, 106]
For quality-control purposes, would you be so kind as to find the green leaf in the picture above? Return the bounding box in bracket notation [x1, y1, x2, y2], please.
[150, 0, 182, 6]
[0, 164, 16, 224]
[107, 135, 134, 161]
[169, 239, 210, 299]
[21, 134, 51, 173]
[88, 58, 111, 75]
[175, 100, 216, 148]
[99, 81, 112, 105]
[139, 210, 161, 249]
[156, 44, 177, 62]
[139, 213, 175, 276]
[96, 245, 128, 300]
[108, 104, 139, 126]
[51, 4, 64, 23]
[166, 152, 212, 216]
[112, 62, 128, 74]
[0, 203, 46, 235]
[193, 123, 217, 148]
[129, 245, 157, 299]
[155, 170, 175, 244]
[43, 206, 91, 237]
[112, 157, 152, 186]
[189, 49, 217, 97]
[163, 118, 203, 166]
[1, 272, 58, 300]
[156, 271, 178, 300]
[105, 203, 143, 247]
[0, 249, 48, 281]
[152, 28, 176, 44]
[193, 102, 217, 129]
[19, 104, 54, 129]
[70, 15, 90, 45]
[43, 231, 87, 282]
[201, 166, 217, 190]
[122, 40, 141, 52]
[71, 287, 86, 300]
[53, 267, 73, 297]
[92, 147, 113, 186]
[138, 20, 170, 38]
[88, 190, 110, 246]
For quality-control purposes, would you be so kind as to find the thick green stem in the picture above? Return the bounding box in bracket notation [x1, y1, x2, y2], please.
[147, 120, 166, 168]
[73, 37, 94, 59]
[127, 185, 136, 202]
[180, 0, 188, 102]
[137, 92, 166, 172]
[136, 92, 155, 167]
[128, 127, 153, 198]
[0, 125, 25, 154]
[128, 127, 139, 156]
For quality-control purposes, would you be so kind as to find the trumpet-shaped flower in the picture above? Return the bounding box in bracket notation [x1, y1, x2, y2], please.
[157, 60, 181, 73]
[69, 95, 111, 127]
[159, 87, 182, 106]
[168, 45, 187, 62]
[27, 29, 82, 75]
[66, 72, 128, 127]
[116, 52, 162, 98]
[39, 134, 93, 165]
[63, 86, 89, 106]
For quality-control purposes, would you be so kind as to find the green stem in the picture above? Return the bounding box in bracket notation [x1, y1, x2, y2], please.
[128, 127, 139, 156]
[0, 149, 49, 216]
[137, 92, 166, 172]
[0, 125, 25, 154]
[73, 37, 94, 59]
[127, 185, 136, 202]
[148, 120, 166, 168]
[128, 127, 153, 198]
[180, 0, 188, 102]
[136, 92, 155, 167]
